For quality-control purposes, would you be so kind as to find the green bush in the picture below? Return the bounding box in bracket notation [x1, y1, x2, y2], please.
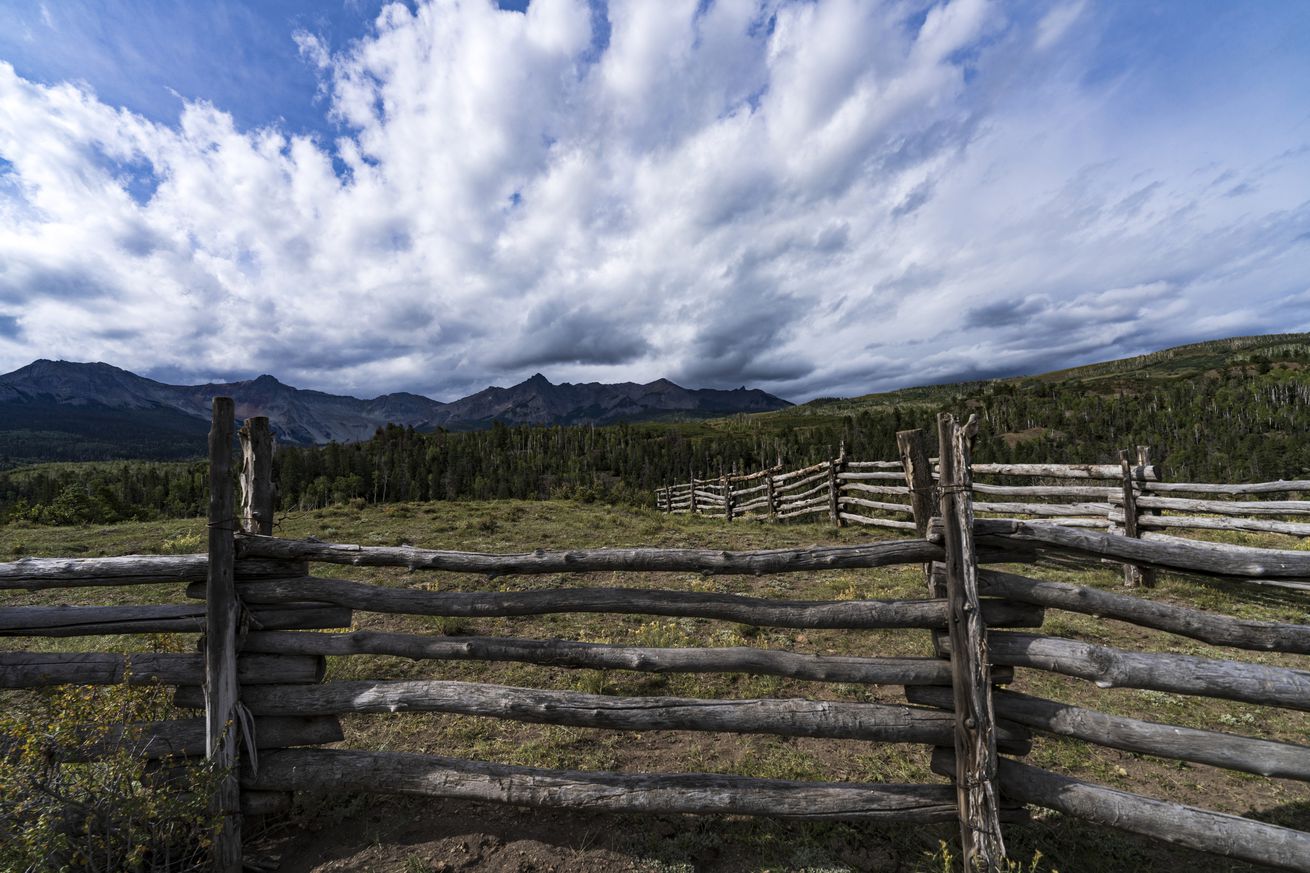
[0, 682, 222, 872]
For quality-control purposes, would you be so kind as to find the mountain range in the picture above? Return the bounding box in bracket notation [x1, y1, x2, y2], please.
[0, 360, 791, 463]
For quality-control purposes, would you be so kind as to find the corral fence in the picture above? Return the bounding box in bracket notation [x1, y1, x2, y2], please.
[656, 435, 1310, 589]
[1, 402, 1309, 870]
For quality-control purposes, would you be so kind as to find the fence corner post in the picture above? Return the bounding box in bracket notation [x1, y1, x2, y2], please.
[828, 450, 844, 528]
[239, 416, 274, 536]
[206, 396, 242, 873]
[936, 412, 1007, 870]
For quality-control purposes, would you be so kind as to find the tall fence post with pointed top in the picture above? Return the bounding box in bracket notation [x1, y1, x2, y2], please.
[937, 412, 1006, 870]
[206, 397, 242, 872]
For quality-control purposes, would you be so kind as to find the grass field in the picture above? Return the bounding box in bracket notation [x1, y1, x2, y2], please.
[3, 501, 1309, 872]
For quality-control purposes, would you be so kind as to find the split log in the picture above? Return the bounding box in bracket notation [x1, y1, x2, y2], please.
[236, 535, 944, 576]
[961, 518, 1310, 578]
[67, 716, 343, 761]
[249, 748, 974, 822]
[973, 501, 1112, 517]
[939, 631, 1310, 711]
[1125, 513, 1310, 537]
[907, 686, 1310, 782]
[174, 679, 1030, 752]
[847, 460, 905, 469]
[837, 513, 919, 530]
[0, 602, 352, 636]
[840, 497, 914, 515]
[693, 490, 726, 504]
[0, 652, 324, 687]
[0, 555, 301, 591]
[959, 463, 1159, 481]
[840, 482, 911, 496]
[931, 750, 1310, 872]
[239, 630, 1016, 685]
[1113, 495, 1310, 516]
[980, 517, 1110, 528]
[970, 484, 1115, 498]
[972, 568, 1310, 653]
[1150, 480, 1310, 496]
[191, 576, 1044, 629]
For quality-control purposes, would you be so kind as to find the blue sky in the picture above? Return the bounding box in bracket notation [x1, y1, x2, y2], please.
[0, 0, 1307, 401]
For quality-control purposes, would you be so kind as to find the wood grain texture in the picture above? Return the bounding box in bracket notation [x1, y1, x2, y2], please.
[249, 748, 975, 821]
[931, 750, 1310, 872]
[174, 679, 1030, 752]
[971, 567, 1310, 653]
[188, 576, 1044, 629]
[940, 631, 1310, 711]
[236, 535, 944, 576]
[205, 396, 241, 873]
[908, 686, 1310, 782]
[936, 413, 1007, 868]
[238, 629, 1018, 686]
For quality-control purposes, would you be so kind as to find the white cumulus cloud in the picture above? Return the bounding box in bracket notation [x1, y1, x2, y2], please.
[0, 0, 1307, 401]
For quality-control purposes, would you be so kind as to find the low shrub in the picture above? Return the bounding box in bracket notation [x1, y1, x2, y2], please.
[0, 682, 222, 872]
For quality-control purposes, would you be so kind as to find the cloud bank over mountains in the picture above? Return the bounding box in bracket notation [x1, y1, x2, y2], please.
[0, 0, 1307, 402]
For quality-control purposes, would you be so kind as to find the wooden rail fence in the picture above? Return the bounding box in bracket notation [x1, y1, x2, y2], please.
[3, 404, 1309, 870]
[658, 437, 1310, 590]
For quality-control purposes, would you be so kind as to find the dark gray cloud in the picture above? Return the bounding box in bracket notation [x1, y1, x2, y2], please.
[494, 304, 652, 370]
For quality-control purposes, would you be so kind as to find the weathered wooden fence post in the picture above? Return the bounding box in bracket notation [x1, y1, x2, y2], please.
[206, 397, 242, 873]
[937, 412, 1007, 870]
[765, 473, 778, 521]
[239, 416, 274, 536]
[689, 471, 698, 516]
[1135, 446, 1159, 588]
[722, 473, 734, 522]
[828, 449, 844, 528]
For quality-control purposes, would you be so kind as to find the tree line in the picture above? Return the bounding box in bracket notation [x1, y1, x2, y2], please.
[3, 359, 1308, 525]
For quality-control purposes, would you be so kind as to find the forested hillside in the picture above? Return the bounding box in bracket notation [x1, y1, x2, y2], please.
[4, 334, 1309, 524]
